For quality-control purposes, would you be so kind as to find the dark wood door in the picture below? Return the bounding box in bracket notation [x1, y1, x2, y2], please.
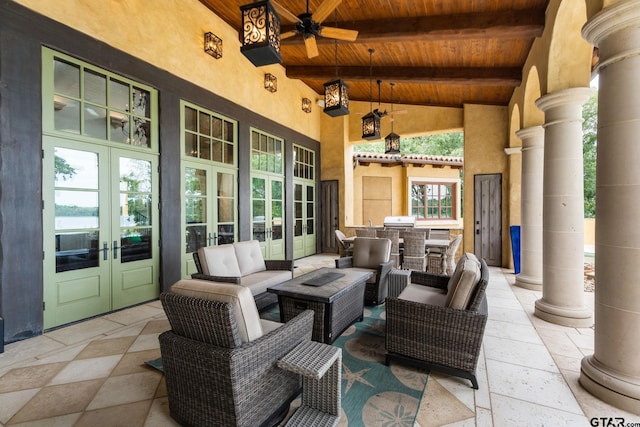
[321, 180, 339, 253]
[474, 174, 502, 266]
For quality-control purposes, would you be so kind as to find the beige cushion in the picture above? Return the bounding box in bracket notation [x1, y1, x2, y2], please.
[398, 284, 448, 307]
[239, 270, 293, 295]
[234, 240, 267, 276]
[260, 319, 283, 335]
[197, 244, 241, 277]
[170, 279, 263, 343]
[352, 237, 391, 269]
[445, 254, 481, 309]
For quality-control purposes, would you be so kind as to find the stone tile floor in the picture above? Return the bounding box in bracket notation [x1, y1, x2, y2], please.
[0, 253, 638, 426]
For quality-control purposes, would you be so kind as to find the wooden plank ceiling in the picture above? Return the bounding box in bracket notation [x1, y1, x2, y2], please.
[199, 0, 549, 108]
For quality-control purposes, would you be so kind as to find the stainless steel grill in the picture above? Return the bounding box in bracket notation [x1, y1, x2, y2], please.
[383, 216, 416, 228]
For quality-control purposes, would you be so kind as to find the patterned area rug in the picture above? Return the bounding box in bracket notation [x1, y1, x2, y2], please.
[263, 304, 429, 427]
[148, 304, 428, 426]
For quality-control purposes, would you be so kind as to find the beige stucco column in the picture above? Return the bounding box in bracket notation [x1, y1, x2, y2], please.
[580, 0, 640, 414]
[534, 87, 593, 327]
[515, 126, 544, 290]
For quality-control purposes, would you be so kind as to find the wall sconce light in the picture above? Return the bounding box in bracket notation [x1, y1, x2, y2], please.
[264, 73, 277, 92]
[240, 1, 282, 67]
[302, 98, 312, 113]
[204, 32, 222, 59]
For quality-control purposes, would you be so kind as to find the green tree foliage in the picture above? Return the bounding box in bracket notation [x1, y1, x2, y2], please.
[54, 155, 76, 181]
[353, 131, 464, 156]
[583, 92, 598, 218]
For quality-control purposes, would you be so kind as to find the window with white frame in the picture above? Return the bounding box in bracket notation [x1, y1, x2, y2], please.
[410, 180, 458, 220]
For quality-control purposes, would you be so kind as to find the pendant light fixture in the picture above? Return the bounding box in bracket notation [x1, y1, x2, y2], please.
[240, 1, 282, 67]
[323, 11, 349, 117]
[384, 82, 400, 153]
[362, 48, 381, 140]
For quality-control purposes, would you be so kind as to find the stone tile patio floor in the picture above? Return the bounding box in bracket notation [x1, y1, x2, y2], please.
[0, 253, 637, 426]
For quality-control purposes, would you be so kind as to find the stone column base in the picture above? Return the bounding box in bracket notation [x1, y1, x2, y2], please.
[515, 274, 542, 290]
[534, 298, 593, 327]
[581, 355, 640, 415]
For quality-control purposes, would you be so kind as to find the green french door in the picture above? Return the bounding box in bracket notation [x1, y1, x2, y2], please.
[182, 163, 237, 277]
[252, 174, 285, 259]
[43, 137, 159, 329]
[293, 180, 316, 258]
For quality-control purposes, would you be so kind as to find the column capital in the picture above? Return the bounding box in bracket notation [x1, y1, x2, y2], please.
[516, 125, 544, 141]
[535, 87, 594, 113]
[582, 0, 640, 46]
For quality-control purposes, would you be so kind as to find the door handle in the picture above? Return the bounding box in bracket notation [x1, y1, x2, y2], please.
[208, 232, 215, 245]
[102, 241, 109, 260]
[113, 240, 119, 259]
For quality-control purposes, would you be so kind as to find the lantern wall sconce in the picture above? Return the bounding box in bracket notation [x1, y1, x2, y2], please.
[204, 32, 222, 59]
[302, 98, 312, 113]
[240, 1, 282, 67]
[264, 73, 277, 92]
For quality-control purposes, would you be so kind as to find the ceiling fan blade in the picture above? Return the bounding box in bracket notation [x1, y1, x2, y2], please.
[312, 0, 342, 24]
[304, 35, 319, 58]
[281, 30, 298, 40]
[271, 0, 302, 23]
[319, 26, 358, 42]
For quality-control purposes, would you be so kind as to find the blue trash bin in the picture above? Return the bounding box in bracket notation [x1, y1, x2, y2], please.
[510, 225, 521, 274]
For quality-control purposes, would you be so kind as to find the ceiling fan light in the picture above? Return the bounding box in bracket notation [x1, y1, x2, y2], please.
[384, 132, 401, 154]
[323, 79, 349, 117]
[240, 1, 282, 67]
[361, 112, 381, 140]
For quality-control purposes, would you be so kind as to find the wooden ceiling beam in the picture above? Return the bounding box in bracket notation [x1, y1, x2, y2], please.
[285, 66, 522, 86]
[281, 9, 544, 45]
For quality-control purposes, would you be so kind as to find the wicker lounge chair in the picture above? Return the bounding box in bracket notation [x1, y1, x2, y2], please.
[334, 229, 353, 257]
[335, 237, 393, 305]
[376, 229, 401, 268]
[159, 281, 314, 427]
[385, 254, 489, 389]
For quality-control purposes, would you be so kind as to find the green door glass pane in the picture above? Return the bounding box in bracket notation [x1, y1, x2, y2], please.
[185, 133, 197, 157]
[84, 69, 106, 104]
[211, 116, 222, 138]
[53, 147, 100, 273]
[185, 167, 207, 253]
[185, 107, 197, 132]
[225, 143, 234, 165]
[84, 106, 107, 139]
[119, 158, 152, 262]
[272, 201, 283, 240]
[110, 79, 130, 112]
[252, 177, 266, 199]
[54, 97, 80, 134]
[200, 136, 211, 160]
[211, 140, 222, 163]
[54, 59, 80, 97]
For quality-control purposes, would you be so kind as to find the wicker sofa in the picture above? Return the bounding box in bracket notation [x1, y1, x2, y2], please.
[192, 240, 294, 310]
[160, 281, 314, 427]
[385, 253, 489, 389]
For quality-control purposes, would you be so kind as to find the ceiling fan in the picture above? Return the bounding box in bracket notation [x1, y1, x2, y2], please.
[272, 0, 358, 58]
[360, 80, 409, 120]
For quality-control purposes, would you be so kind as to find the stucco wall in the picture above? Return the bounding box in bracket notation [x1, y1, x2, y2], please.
[463, 104, 510, 264]
[352, 162, 462, 228]
[15, 0, 322, 141]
